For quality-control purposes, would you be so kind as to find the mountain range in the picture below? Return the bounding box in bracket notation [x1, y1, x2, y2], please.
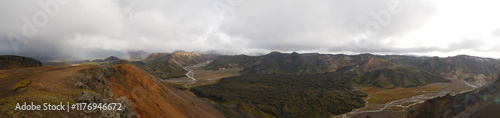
[2, 51, 500, 118]
[205, 52, 499, 88]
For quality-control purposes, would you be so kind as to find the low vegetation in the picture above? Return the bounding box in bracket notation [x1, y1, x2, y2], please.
[0, 71, 8, 80]
[0, 89, 76, 117]
[191, 73, 367, 118]
[387, 106, 406, 111]
[143, 65, 186, 78]
[218, 70, 240, 74]
[11, 80, 31, 91]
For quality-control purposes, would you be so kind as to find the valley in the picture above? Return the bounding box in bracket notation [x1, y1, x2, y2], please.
[170, 56, 476, 118]
[151, 51, 500, 118]
[161, 61, 243, 88]
[172, 52, 495, 117]
[343, 77, 476, 118]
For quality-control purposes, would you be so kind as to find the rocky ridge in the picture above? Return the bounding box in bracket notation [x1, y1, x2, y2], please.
[0, 55, 42, 70]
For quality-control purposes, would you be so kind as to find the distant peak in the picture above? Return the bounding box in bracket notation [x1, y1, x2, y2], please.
[126, 50, 150, 60]
[150, 52, 170, 55]
[172, 50, 187, 53]
[0, 55, 43, 69]
[454, 55, 474, 58]
[268, 51, 282, 55]
[104, 56, 120, 61]
[172, 50, 200, 56]
[359, 53, 373, 56]
[106, 56, 118, 59]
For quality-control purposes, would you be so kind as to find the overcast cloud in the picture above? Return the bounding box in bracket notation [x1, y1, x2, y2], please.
[1, 0, 500, 60]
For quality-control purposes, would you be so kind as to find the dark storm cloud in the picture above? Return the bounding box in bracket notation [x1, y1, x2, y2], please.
[222, 0, 437, 52]
[0, 0, 498, 60]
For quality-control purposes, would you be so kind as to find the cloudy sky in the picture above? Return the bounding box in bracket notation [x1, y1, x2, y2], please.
[1, 0, 500, 60]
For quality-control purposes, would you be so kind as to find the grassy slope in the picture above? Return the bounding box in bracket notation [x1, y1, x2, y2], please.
[354, 66, 450, 89]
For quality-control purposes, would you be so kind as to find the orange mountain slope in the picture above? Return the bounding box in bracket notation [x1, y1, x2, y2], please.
[0, 64, 225, 118]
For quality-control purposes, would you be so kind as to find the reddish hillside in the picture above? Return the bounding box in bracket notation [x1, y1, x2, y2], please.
[145, 51, 208, 67]
[102, 64, 225, 118]
[0, 64, 225, 118]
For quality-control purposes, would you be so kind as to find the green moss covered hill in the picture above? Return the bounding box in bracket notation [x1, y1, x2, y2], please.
[354, 66, 450, 89]
[190, 73, 367, 118]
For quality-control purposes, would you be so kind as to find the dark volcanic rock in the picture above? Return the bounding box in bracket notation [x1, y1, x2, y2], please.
[404, 76, 500, 118]
[0, 55, 42, 70]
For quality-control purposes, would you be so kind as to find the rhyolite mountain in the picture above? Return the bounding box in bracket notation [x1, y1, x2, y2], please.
[204, 52, 499, 88]
[134, 51, 212, 79]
